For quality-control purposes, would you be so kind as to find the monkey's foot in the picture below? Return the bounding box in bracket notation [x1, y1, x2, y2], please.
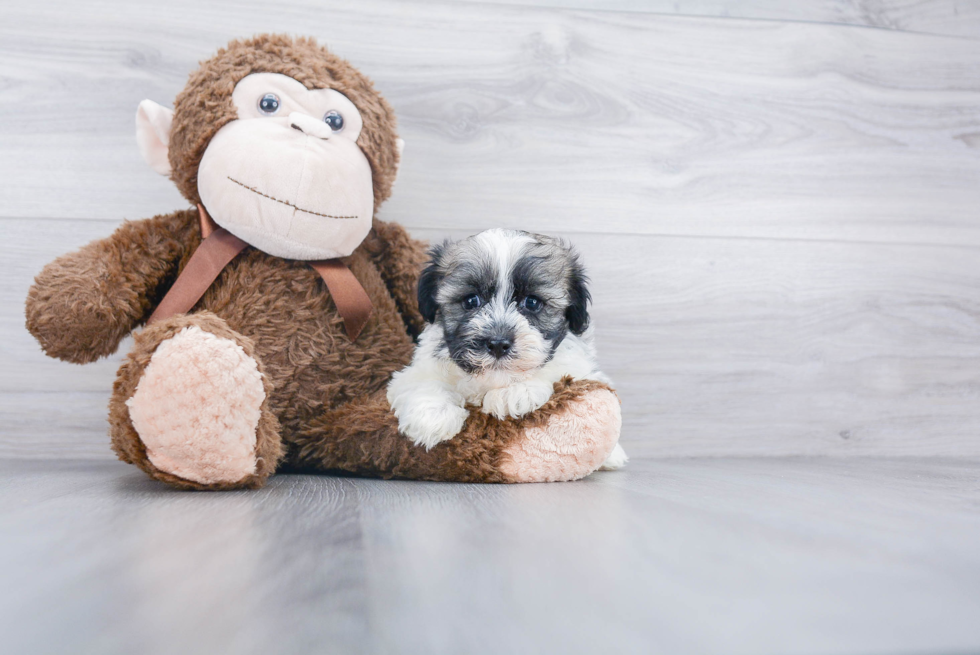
[499, 386, 623, 482]
[126, 324, 267, 485]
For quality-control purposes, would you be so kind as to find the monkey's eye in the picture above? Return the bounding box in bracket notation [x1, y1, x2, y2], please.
[257, 93, 281, 115]
[323, 110, 345, 132]
[520, 295, 543, 312]
[462, 294, 483, 310]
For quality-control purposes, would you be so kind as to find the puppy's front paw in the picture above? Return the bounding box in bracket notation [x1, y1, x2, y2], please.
[395, 399, 469, 450]
[481, 381, 554, 420]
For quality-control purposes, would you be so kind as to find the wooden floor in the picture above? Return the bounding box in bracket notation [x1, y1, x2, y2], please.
[1, 457, 978, 655]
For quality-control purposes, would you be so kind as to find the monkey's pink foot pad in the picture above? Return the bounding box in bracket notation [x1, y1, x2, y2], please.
[126, 325, 264, 485]
[500, 388, 622, 483]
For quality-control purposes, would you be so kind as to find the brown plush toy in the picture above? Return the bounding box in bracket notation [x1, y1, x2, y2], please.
[24, 34, 621, 490]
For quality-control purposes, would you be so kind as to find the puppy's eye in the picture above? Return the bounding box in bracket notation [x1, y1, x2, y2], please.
[258, 93, 281, 115]
[520, 295, 543, 312]
[463, 294, 483, 310]
[323, 110, 344, 132]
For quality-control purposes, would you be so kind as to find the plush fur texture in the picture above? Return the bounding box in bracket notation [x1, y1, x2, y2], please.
[24, 35, 622, 489]
[197, 72, 377, 260]
[290, 377, 618, 482]
[108, 311, 283, 490]
[169, 35, 400, 210]
[500, 383, 622, 482]
[126, 325, 265, 484]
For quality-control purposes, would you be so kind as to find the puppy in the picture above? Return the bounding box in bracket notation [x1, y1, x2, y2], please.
[387, 228, 627, 470]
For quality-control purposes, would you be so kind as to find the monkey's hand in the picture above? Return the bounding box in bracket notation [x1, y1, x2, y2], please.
[25, 210, 197, 364]
[481, 380, 554, 420]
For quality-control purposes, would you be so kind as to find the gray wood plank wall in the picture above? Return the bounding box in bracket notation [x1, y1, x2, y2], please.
[2, 0, 978, 459]
[453, 0, 980, 39]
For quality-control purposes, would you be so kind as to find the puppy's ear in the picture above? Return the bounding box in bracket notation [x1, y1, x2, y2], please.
[417, 242, 447, 323]
[565, 253, 591, 335]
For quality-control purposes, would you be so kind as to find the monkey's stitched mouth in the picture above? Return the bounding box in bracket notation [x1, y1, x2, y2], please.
[227, 177, 358, 219]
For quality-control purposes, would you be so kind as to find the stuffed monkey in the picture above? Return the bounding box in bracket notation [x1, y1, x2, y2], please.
[24, 35, 621, 490]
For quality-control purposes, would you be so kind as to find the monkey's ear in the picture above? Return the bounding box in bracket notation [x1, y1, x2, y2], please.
[417, 242, 445, 324]
[135, 100, 174, 176]
[565, 255, 592, 335]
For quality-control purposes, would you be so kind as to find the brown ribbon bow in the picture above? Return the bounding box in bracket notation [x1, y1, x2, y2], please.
[147, 205, 374, 341]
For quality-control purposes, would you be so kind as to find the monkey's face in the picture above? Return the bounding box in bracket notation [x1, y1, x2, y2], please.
[136, 36, 402, 258]
[195, 73, 374, 260]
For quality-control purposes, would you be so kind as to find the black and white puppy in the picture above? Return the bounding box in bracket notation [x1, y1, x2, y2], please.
[387, 228, 627, 469]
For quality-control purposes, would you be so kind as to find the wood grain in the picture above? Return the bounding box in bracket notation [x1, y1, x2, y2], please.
[5, 219, 980, 459]
[1, 458, 979, 654]
[0, 392, 111, 459]
[2, 1, 979, 460]
[0, 0, 978, 246]
[450, 0, 980, 39]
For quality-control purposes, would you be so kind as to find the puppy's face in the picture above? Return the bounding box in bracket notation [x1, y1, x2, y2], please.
[418, 229, 590, 375]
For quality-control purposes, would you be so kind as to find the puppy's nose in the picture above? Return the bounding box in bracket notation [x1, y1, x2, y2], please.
[487, 338, 512, 359]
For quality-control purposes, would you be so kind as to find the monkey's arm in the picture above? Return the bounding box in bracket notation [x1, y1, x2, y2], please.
[25, 209, 199, 364]
[287, 378, 621, 483]
[362, 219, 429, 339]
